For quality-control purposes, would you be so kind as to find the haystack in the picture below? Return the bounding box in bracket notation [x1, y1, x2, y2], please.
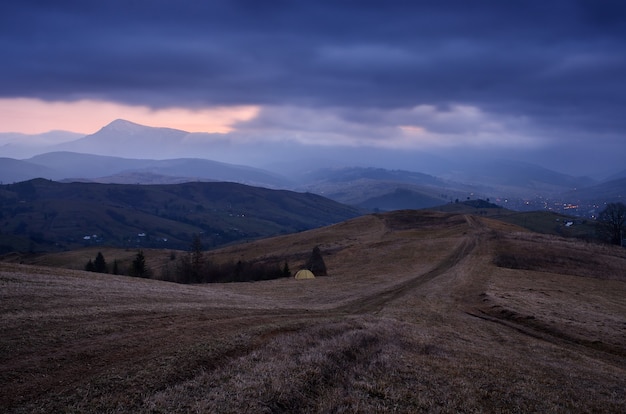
[294, 269, 315, 280]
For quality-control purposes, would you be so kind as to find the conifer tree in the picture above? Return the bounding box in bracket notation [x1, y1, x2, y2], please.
[131, 250, 149, 278]
[94, 252, 107, 273]
[282, 261, 291, 277]
[305, 246, 327, 276]
[85, 259, 95, 272]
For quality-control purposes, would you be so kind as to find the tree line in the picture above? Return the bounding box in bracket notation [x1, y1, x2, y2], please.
[84, 235, 327, 283]
[159, 234, 292, 283]
[84, 250, 149, 277]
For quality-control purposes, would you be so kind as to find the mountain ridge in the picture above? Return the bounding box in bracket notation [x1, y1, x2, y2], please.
[1, 151, 624, 219]
[21, 151, 291, 188]
[1, 119, 624, 219]
[0, 179, 363, 253]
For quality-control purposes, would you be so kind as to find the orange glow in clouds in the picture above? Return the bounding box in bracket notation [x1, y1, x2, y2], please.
[0, 98, 260, 134]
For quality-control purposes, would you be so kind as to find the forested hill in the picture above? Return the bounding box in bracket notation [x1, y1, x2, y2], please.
[0, 179, 363, 253]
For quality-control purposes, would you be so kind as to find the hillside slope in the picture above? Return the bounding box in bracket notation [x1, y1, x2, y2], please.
[0, 179, 362, 252]
[2, 210, 624, 412]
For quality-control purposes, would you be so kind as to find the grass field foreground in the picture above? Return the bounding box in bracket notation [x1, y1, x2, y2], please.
[1, 211, 625, 412]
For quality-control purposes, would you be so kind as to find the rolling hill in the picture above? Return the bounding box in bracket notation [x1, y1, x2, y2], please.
[559, 177, 626, 205]
[440, 159, 597, 195]
[0, 157, 60, 183]
[22, 151, 292, 188]
[0, 179, 362, 253]
[1, 210, 625, 412]
[295, 167, 459, 210]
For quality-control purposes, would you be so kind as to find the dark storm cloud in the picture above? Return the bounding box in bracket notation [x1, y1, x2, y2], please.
[1, 0, 625, 135]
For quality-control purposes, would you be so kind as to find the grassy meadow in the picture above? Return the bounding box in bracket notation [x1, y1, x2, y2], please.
[1, 210, 625, 412]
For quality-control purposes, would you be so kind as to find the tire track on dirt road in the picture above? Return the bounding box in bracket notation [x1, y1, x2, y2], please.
[337, 216, 482, 314]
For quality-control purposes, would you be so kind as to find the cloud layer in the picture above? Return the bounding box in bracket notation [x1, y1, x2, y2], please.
[1, 1, 625, 173]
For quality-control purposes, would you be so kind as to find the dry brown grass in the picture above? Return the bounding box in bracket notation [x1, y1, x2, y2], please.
[1, 210, 625, 412]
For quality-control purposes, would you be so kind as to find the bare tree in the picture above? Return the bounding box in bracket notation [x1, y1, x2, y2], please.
[597, 202, 626, 245]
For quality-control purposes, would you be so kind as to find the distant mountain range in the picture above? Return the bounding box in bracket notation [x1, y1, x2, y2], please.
[439, 159, 597, 194]
[1, 151, 291, 188]
[560, 177, 626, 205]
[0, 130, 84, 158]
[1, 119, 625, 217]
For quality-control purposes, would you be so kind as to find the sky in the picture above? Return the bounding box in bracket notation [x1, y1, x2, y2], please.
[1, 1, 625, 175]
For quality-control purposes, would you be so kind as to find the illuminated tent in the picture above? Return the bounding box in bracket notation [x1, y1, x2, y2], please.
[294, 269, 315, 280]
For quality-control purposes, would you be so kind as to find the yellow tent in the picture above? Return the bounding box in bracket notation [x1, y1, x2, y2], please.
[294, 269, 315, 280]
